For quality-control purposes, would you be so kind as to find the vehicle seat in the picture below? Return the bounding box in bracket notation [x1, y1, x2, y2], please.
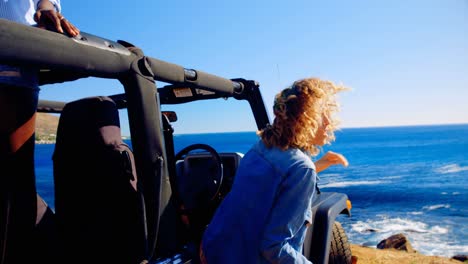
[52, 96, 146, 263]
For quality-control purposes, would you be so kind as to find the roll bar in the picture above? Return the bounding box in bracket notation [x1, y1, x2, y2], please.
[0, 18, 242, 94]
[0, 18, 270, 261]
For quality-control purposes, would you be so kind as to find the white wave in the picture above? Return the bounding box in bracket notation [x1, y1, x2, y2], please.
[441, 192, 461, 196]
[351, 217, 449, 235]
[351, 221, 372, 233]
[430, 226, 449, 234]
[412, 240, 468, 257]
[349, 217, 456, 256]
[321, 180, 386, 188]
[435, 164, 468, 174]
[320, 173, 341, 177]
[381, 175, 402, 180]
[423, 204, 451, 211]
[409, 211, 423, 215]
[351, 217, 429, 234]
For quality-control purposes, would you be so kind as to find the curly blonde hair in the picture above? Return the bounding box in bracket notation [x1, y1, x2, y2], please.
[258, 77, 347, 156]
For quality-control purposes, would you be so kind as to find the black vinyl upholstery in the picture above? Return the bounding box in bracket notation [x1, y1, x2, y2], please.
[53, 96, 146, 263]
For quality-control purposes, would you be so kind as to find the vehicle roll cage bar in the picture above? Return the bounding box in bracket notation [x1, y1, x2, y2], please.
[1, 18, 270, 260]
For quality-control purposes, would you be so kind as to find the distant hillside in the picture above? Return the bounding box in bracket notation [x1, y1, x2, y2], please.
[36, 113, 59, 143]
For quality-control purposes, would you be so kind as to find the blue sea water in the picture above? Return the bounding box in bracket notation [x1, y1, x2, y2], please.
[35, 124, 468, 257]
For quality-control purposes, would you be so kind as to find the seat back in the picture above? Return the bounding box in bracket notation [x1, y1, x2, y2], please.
[53, 96, 146, 263]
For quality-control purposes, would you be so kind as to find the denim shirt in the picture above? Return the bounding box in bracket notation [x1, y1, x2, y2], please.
[202, 140, 316, 264]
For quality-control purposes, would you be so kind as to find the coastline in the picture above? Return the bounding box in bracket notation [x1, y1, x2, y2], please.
[350, 244, 464, 264]
[35, 140, 56, 144]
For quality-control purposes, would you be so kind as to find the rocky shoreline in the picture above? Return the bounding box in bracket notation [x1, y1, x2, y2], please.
[351, 244, 464, 264]
[352, 234, 466, 264]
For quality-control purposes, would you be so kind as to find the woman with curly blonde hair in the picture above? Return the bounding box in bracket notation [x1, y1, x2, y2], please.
[202, 77, 348, 264]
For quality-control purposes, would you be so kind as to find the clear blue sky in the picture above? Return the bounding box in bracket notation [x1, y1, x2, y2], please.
[40, 0, 468, 135]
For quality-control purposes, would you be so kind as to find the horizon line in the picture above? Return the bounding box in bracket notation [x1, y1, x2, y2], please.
[122, 122, 468, 137]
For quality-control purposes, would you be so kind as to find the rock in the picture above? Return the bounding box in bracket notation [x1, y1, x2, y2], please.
[364, 228, 379, 233]
[452, 255, 467, 262]
[377, 233, 416, 253]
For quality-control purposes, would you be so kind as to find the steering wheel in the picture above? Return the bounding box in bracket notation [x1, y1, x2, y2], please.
[174, 144, 224, 212]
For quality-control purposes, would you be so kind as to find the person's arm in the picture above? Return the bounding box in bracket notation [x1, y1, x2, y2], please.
[34, 0, 80, 37]
[314, 151, 348, 173]
[260, 166, 315, 264]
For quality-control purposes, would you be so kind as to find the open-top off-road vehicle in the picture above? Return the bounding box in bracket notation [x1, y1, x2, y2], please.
[0, 19, 352, 263]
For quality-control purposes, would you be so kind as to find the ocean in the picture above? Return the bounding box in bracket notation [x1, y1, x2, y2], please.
[35, 124, 468, 257]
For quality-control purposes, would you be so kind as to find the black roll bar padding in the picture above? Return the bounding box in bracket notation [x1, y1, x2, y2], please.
[191, 69, 240, 95]
[119, 56, 181, 259]
[1, 19, 244, 95]
[38, 69, 91, 86]
[0, 19, 134, 78]
[146, 58, 185, 84]
[232, 79, 271, 130]
[119, 69, 162, 259]
[146, 57, 243, 95]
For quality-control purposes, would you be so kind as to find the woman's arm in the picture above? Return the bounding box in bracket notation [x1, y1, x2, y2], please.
[314, 151, 348, 173]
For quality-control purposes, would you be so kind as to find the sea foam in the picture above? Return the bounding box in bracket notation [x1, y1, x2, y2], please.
[422, 204, 451, 211]
[321, 180, 386, 188]
[348, 216, 457, 256]
[435, 164, 468, 174]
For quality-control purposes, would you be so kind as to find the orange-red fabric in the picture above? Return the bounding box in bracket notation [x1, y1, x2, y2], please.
[200, 242, 208, 264]
[9, 112, 35, 153]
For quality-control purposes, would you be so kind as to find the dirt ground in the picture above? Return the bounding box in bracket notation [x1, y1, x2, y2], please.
[350, 244, 463, 264]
